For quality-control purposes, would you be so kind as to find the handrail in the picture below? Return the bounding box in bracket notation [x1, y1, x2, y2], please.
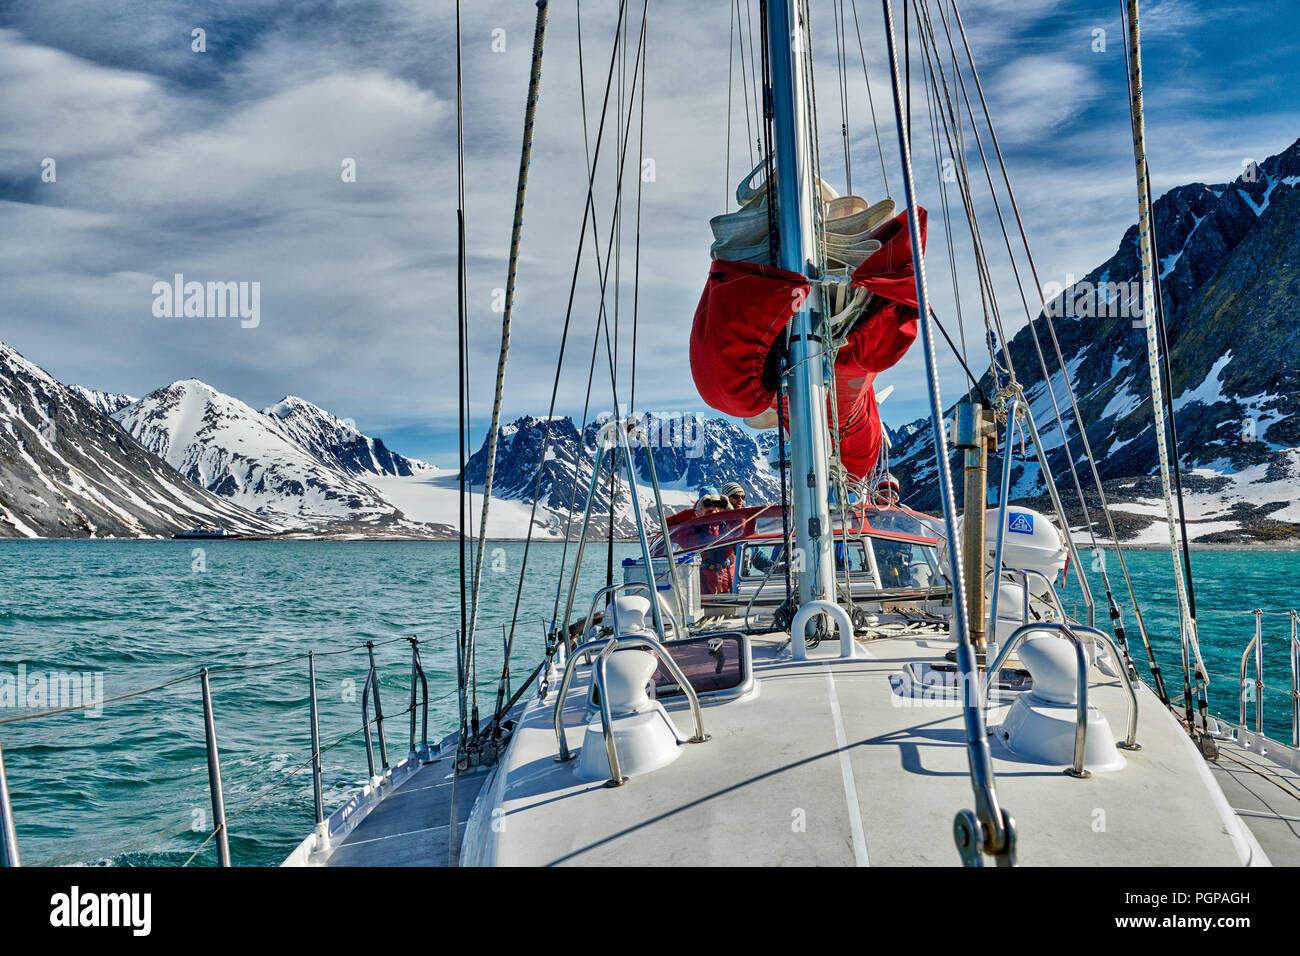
[553, 632, 708, 784]
[360, 642, 390, 785]
[982, 622, 1092, 777]
[593, 641, 624, 785]
[579, 582, 681, 650]
[408, 637, 430, 758]
[308, 652, 326, 848]
[984, 567, 1068, 625]
[0, 740, 20, 867]
[199, 667, 232, 866]
[1070, 625, 1140, 751]
[1239, 610, 1263, 732]
[1291, 610, 1299, 748]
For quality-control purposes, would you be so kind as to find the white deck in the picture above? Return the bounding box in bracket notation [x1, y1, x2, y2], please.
[466, 631, 1263, 866]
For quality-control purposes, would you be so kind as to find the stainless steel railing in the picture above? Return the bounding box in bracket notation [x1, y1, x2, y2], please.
[983, 622, 1092, 777]
[1291, 611, 1299, 749]
[983, 567, 1068, 628]
[1239, 610, 1264, 733]
[552, 631, 708, 787]
[579, 582, 682, 652]
[0, 632, 441, 868]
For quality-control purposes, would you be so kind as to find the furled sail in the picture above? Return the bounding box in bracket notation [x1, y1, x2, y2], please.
[689, 206, 925, 479]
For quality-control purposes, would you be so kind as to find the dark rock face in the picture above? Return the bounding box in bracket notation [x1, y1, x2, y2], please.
[262, 396, 429, 478]
[464, 412, 781, 536]
[0, 343, 276, 537]
[890, 138, 1300, 538]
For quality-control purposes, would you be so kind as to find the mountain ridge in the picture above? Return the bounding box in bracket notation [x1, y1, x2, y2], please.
[887, 138, 1300, 544]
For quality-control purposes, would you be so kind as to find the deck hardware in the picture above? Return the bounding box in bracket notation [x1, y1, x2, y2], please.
[983, 623, 1123, 777]
[987, 396, 1020, 663]
[553, 632, 708, 781]
[367, 642, 389, 771]
[200, 668, 231, 866]
[578, 583, 682, 659]
[594, 641, 627, 786]
[788, 600, 858, 661]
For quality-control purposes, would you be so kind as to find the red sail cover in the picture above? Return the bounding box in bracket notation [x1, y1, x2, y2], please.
[689, 208, 925, 479]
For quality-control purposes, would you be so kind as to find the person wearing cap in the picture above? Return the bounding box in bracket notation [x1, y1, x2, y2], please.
[872, 473, 901, 506]
[720, 481, 746, 509]
[694, 483, 748, 594]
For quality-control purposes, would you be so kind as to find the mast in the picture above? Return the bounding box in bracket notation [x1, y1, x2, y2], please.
[764, 0, 837, 608]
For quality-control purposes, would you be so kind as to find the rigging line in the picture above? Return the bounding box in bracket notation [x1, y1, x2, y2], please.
[946, 0, 1166, 699]
[832, 0, 853, 194]
[454, 0, 471, 746]
[548, 0, 640, 631]
[905, 4, 1009, 375]
[756, 0, 791, 607]
[919, 1, 1108, 573]
[745, 0, 764, 160]
[609, 5, 633, 594]
[919, 19, 969, 372]
[848, 0, 891, 198]
[1115, 5, 1196, 627]
[464, 0, 549, 702]
[908, 6, 1012, 384]
[880, 0, 1011, 865]
[631, 17, 646, 413]
[1120, 0, 1202, 721]
[496, 1, 649, 735]
[735, 0, 756, 174]
[727, 0, 736, 210]
[1146, 162, 1198, 621]
[497, 0, 630, 693]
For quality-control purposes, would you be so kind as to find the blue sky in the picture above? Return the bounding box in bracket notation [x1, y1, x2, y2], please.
[1, 0, 1297, 466]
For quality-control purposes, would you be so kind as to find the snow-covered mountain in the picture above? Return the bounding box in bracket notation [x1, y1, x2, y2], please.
[114, 380, 429, 531]
[889, 138, 1300, 544]
[462, 413, 781, 537]
[263, 395, 434, 478]
[68, 385, 136, 417]
[0, 343, 277, 537]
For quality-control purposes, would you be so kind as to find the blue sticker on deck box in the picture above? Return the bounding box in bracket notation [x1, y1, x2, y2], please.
[1008, 512, 1034, 535]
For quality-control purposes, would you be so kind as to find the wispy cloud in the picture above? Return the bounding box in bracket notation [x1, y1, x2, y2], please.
[0, 0, 1295, 459]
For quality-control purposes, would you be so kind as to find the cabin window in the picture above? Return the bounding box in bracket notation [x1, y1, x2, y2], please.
[740, 542, 787, 578]
[872, 539, 942, 588]
[833, 539, 871, 573]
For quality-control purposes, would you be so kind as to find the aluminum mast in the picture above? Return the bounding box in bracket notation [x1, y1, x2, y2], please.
[765, 0, 837, 608]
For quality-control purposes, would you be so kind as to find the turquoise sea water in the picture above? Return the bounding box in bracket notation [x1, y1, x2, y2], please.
[0, 539, 641, 867]
[0, 540, 1296, 866]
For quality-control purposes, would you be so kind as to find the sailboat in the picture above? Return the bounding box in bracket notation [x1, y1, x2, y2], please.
[271, 0, 1299, 867]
